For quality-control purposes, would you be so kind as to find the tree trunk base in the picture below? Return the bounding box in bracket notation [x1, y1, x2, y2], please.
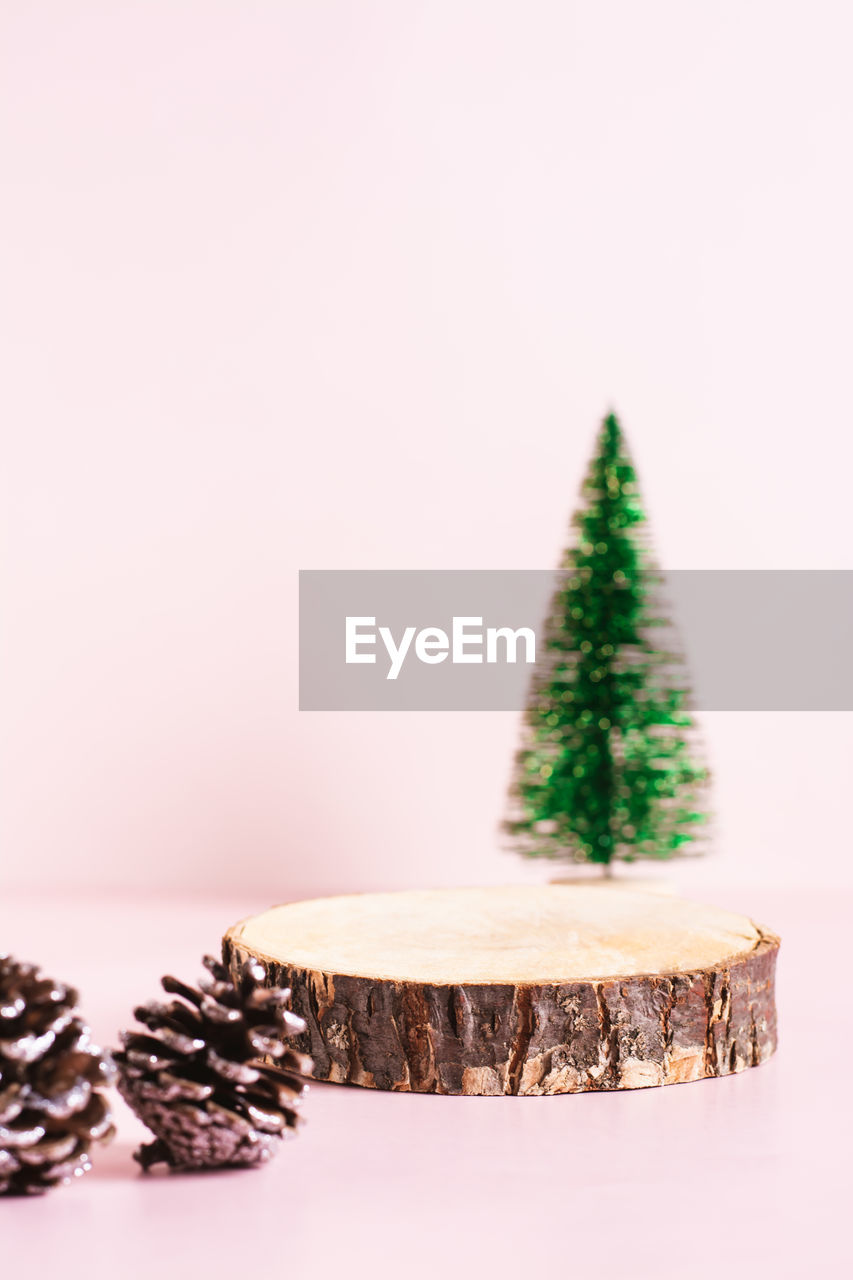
[223, 886, 779, 1096]
[549, 874, 677, 895]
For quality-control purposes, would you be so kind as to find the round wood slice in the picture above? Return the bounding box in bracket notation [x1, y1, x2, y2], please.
[223, 886, 779, 1096]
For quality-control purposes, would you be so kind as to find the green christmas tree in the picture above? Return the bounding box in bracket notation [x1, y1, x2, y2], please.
[505, 412, 708, 872]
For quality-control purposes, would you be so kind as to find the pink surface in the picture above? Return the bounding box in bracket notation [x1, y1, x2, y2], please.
[0, 887, 844, 1278]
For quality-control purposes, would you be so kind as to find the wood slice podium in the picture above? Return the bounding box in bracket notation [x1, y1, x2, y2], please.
[223, 886, 779, 1096]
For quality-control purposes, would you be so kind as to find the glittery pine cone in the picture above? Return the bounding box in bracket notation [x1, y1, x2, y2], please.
[0, 955, 116, 1195]
[115, 955, 311, 1172]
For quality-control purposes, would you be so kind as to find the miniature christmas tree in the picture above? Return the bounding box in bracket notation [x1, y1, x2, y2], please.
[505, 412, 708, 872]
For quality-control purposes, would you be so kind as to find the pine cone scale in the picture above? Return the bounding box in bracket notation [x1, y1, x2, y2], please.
[15, 1131, 78, 1165]
[0, 1026, 62, 1064]
[29, 1080, 90, 1119]
[0, 1120, 45, 1147]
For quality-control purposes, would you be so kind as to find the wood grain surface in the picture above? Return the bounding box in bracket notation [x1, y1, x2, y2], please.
[223, 886, 779, 1096]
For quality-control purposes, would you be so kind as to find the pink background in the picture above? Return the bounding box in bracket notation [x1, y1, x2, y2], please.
[2, 6, 851, 1273]
[2, 2, 851, 902]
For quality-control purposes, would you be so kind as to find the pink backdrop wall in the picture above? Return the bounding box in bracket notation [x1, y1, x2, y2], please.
[2, 2, 851, 897]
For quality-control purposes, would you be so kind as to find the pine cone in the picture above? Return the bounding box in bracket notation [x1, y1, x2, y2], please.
[115, 955, 311, 1171]
[0, 955, 116, 1195]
